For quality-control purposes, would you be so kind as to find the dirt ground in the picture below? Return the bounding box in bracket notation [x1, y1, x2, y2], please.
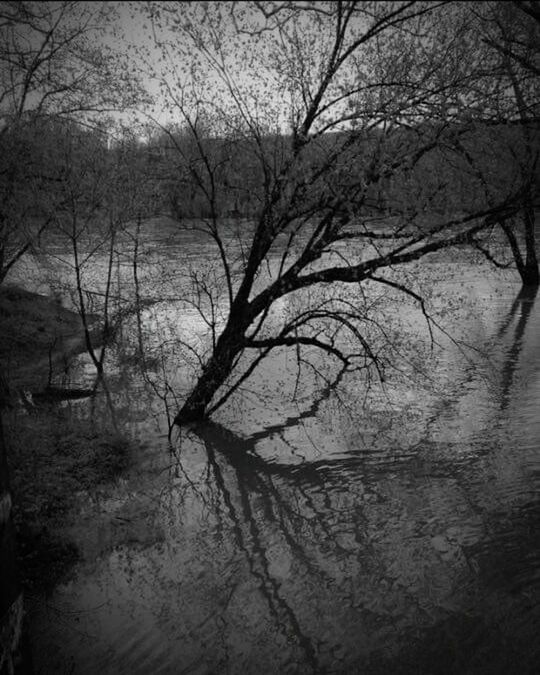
[0, 284, 131, 591]
[0, 284, 101, 392]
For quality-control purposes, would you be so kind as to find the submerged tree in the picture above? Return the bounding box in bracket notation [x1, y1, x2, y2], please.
[446, 1, 540, 287]
[147, 1, 525, 425]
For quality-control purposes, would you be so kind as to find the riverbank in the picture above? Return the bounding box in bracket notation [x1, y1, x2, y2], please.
[0, 284, 133, 591]
[0, 284, 102, 393]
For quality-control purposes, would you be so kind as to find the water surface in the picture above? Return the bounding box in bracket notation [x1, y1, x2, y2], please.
[20, 220, 540, 674]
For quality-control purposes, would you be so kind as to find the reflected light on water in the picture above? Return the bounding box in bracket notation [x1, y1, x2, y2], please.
[20, 239, 540, 674]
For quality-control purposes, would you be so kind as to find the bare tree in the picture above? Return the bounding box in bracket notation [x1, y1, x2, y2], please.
[438, 2, 540, 286]
[482, 0, 540, 77]
[0, 116, 68, 282]
[0, 1, 141, 126]
[41, 122, 159, 381]
[0, 0, 144, 284]
[147, 1, 524, 426]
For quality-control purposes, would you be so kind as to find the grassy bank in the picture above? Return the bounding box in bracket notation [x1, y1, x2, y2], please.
[5, 408, 131, 591]
[0, 284, 132, 590]
[0, 284, 101, 392]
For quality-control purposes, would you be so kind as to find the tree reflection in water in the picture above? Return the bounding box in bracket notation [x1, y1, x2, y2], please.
[498, 285, 538, 410]
[174, 369, 357, 672]
[169, 282, 540, 673]
[28, 281, 540, 674]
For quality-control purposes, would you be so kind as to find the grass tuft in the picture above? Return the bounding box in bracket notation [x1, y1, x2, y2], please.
[5, 408, 132, 591]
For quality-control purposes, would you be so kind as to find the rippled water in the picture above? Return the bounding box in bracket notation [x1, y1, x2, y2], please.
[20, 221, 540, 674]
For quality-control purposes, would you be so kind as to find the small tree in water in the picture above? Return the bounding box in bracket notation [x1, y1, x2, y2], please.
[441, 1, 540, 288]
[147, 1, 527, 425]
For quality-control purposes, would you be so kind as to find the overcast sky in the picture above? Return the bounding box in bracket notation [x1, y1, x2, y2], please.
[101, 1, 301, 134]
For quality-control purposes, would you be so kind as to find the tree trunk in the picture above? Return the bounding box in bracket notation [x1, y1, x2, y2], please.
[500, 200, 539, 288]
[174, 320, 247, 425]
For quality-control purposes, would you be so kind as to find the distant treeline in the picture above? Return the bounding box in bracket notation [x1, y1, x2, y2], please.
[142, 120, 540, 223]
[3, 115, 538, 227]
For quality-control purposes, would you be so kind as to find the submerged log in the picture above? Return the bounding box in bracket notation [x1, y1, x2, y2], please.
[31, 386, 95, 403]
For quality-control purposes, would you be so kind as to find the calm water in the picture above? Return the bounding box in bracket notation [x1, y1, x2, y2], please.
[18, 219, 540, 673]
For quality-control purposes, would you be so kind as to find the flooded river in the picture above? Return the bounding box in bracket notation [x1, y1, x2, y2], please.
[17, 219, 540, 673]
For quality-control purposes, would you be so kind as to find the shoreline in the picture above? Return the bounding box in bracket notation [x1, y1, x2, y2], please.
[0, 284, 102, 393]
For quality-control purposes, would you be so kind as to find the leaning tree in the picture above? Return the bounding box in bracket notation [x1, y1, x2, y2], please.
[147, 0, 524, 425]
